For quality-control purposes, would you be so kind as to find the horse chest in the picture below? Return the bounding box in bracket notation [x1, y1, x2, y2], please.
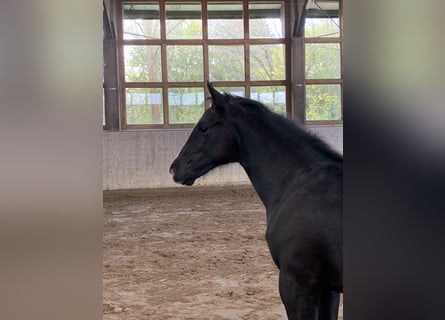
[265, 210, 304, 265]
[265, 205, 333, 268]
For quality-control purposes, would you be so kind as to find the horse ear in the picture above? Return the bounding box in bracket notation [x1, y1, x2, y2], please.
[207, 81, 226, 112]
[207, 81, 220, 100]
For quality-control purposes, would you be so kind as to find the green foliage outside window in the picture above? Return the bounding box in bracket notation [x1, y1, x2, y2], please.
[305, 85, 341, 121]
[126, 88, 163, 125]
[168, 87, 205, 124]
[304, 16, 342, 121]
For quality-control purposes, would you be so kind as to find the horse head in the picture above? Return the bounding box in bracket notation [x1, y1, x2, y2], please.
[169, 82, 239, 186]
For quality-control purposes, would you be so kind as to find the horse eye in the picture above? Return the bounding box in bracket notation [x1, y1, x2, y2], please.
[199, 125, 208, 133]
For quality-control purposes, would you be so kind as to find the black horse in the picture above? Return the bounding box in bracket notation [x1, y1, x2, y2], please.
[169, 82, 342, 320]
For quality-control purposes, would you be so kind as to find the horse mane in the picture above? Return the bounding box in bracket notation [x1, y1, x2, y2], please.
[222, 93, 343, 163]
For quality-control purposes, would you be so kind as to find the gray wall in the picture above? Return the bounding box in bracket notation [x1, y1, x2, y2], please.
[103, 126, 342, 190]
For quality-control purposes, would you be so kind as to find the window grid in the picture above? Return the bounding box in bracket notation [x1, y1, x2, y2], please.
[118, 0, 291, 129]
[304, 0, 343, 125]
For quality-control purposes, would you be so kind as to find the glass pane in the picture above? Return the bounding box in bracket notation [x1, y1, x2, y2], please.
[123, 3, 160, 40]
[250, 44, 285, 80]
[305, 84, 341, 121]
[167, 46, 203, 82]
[169, 88, 205, 124]
[208, 3, 243, 39]
[305, 43, 341, 79]
[249, 3, 284, 39]
[305, 18, 340, 38]
[251, 86, 286, 115]
[126, 88, 164, 125]
[209, 45, 245, 81]
[215, 87, 245, 97]
[124, 45, 162, 82]
[166, 3, 202, 39]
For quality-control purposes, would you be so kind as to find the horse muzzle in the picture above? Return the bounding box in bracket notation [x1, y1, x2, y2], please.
[169, 162, 196, 186]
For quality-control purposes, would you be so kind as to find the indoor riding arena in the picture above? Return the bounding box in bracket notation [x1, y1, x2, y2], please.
[103, 0, 344, 319]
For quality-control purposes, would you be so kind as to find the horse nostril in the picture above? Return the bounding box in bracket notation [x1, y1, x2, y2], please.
[186, 159, 192, 167]
[169, 165, 175, 176]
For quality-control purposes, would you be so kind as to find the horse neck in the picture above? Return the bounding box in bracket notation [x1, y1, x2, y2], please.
[233, 115, 319, 211]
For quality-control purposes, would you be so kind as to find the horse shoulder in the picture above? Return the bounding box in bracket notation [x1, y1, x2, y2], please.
[265, 163, 342, 271]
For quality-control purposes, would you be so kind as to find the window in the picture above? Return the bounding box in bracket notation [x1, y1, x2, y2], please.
[304, 0, 343, 124]
[118, 0, 291, 128]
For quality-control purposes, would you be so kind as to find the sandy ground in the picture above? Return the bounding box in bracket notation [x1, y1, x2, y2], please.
[103, 186, 343, 320]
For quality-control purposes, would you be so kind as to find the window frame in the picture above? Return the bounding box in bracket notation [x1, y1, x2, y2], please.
[303, 0, 343, 125]
[117, 0, 292, 129]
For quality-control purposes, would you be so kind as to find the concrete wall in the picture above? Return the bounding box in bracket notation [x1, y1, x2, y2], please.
[103, 125, 343, 190]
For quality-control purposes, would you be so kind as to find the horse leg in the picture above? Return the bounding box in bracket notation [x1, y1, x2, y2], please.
[279, 270, 319, 320]
[318, 291, 340, 320]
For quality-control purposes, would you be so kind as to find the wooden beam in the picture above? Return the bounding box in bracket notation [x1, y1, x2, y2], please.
[292, 0, 309, 38]
[291, 36, 305, 124]
[103, 1, 115, 39]
[103, 39, 120, 131]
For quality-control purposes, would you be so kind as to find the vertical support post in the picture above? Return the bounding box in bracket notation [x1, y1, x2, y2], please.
[292, 36, 305, 124]
[290, 0, 307, 124]
[103, 38, 120, 131]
